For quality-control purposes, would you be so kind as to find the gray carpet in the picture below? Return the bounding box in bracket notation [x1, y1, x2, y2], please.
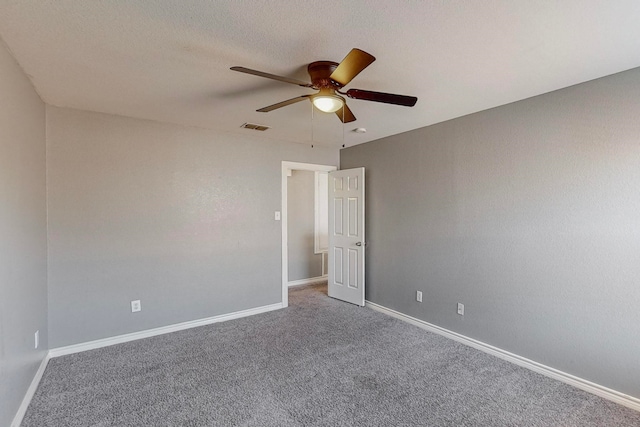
[23, 282, 640, 426]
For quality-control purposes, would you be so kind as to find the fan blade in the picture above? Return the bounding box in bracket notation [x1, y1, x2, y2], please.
[257, 95, 311, 112]
[345, 89, 417, 107]
[231, 66, 313, 88]
[329, 49, 376, 87]
[335, 103, 356, 123]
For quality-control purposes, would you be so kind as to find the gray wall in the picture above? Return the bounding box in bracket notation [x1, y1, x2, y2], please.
[288, 170, 322, 281]
[341, 68, 640, 399]
[46, 106, 338, 348]
[0, 41, 48, 426]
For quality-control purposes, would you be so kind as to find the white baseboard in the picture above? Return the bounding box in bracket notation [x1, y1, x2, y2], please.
[49, 302, 283, 358]
[288, 275, 327, 287]
[365, 300, 640, 413]
[11, 352, 51, 427]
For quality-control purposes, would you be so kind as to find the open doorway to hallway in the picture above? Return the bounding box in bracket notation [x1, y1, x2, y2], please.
[281, 162, 336, 307]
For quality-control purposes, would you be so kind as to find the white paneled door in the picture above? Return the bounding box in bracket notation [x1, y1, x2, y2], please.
[328, 168, 365, 306]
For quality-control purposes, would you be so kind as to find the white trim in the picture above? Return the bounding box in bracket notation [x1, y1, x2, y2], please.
[11, 353, 51, 427]
[365, 300, 640, 413]
[321, 251, 328, 276]
[49, 302, 283, 358]
[288, 275, 328, 287]
[314, 171, 329, 254]
[281, 161, 337, 309]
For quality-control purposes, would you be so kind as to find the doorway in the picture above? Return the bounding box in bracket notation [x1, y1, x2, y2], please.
[281, 161, 337, 308]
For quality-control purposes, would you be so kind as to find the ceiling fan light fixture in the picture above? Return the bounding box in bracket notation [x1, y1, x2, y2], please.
[232, 48, 417, 124]
[312, 94, 344, 113]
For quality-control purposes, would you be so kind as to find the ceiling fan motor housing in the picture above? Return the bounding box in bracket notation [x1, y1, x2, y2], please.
[308, 61, 341, 89]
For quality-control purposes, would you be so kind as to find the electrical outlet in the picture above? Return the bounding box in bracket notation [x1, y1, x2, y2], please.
[457, 302, 464, 316]
[131, 300, 141, 312]
[34, 330, 39, 349]
[416, 291, 422, 302]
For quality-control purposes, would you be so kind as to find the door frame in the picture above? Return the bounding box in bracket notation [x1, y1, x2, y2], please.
[281, 161, 337, 308]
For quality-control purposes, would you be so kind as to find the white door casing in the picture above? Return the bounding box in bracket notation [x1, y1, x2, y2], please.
[328, 167, 365, 306]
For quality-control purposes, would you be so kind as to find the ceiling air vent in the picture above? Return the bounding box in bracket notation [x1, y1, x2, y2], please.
[241, 123, 270, 131]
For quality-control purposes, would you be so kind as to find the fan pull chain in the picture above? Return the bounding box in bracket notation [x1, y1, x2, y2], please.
[309, 103, 346, 148]
[310, 102, 315, 147]
[341, 108, 345, 148]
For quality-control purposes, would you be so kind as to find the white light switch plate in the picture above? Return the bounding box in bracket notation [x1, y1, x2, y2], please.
[275, 211, 281, 221]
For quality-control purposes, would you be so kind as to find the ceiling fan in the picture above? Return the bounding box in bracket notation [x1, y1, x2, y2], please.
[231, 48, 417, 123]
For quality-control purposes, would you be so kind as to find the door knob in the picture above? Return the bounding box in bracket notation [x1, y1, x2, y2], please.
[355, 242, 366, 246]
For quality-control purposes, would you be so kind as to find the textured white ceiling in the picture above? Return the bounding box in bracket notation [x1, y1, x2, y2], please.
[1, 1, 640, 147]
